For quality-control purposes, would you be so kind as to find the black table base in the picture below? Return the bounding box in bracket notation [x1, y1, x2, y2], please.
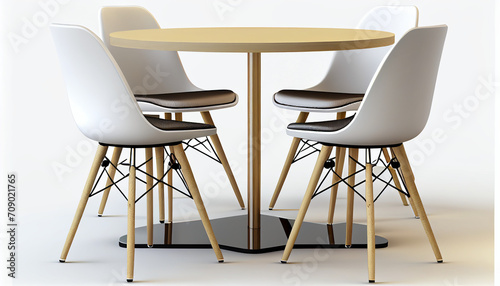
[118, 215, 388, 253]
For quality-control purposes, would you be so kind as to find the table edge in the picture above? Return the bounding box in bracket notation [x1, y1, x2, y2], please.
[110, 28, 395, 53]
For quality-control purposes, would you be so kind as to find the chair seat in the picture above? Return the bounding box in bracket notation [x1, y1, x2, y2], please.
[136, 90, 237, 112]
[273, 90, 364, 113]
[288, 116, 354, 132]
[145, 116, 215, 131]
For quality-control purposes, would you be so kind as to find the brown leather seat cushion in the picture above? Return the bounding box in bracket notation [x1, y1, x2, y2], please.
[145, 116, 215, 131]
[274, 89, 364, 110]
[136, 90, 237, 109]
[288, 116, 354, 132]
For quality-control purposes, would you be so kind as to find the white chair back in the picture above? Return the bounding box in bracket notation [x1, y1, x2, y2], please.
[100, 6, 199, 95]
[50, 24, 212, 146]
[310, 6, 419, 93]
[336, 25, 448, 146]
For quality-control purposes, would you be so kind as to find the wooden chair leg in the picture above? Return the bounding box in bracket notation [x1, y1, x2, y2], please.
[385, 148, 418, 218]
[327, 146, 346, 224]
[382, 148, 409, 206]
[281, 145, 333, 262]
[145, 148, 154, 247]
[167, 168, 173, 223]
[200, 111, 245, 209]
[170, 113, 183, 222]
[408, 196, 420, 218]
[165, 113, 174, 223]
[345, 148, 359, 247]
[392, 144, 443, 262]
[171, 144, 224, 262]
[389, 148, 419, 218]
[269, 112, 309, 210]
[327, 111, 347, 224]
[127, 148, 136, 282]
[98, 147, 122, 216]
[60, 145, 108, 262]
[365, 162, 375, 283]
[155, 146, 165, 223]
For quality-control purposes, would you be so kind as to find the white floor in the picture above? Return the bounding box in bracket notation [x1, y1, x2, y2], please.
[9, 161, 494, 286]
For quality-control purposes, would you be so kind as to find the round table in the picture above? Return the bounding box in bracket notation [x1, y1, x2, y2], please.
[111, 27, 394, 252]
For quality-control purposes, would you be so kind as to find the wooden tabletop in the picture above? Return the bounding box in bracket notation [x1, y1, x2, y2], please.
[110, 27, 394, 53]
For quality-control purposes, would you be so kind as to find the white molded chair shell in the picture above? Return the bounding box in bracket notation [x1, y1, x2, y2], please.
[311, 6, 419, 94]
[287, 25, 448, 146]
[50, 23, 216, 146]
[275, 6, 419, 113]
[100, 6, 238, 113]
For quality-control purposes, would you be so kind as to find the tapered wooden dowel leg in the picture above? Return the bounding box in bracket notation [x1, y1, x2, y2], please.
[327, 112, 347, 224]
[145, 148, 154, 247]
[345, 148, 358, 247]
[389, 148, 419, 217]
[165, 113, 173, 223]
[167, 171, 173, 223]
[269, 137, 300, 208]
[365, 162, 375, 283]
[155, 146, 165, 223]
[281, 145, 333, 262]
[171, 144, 224, 262]
[171, 113, 183, 222]
[201, 111, 245, 209]
[382, 148, 409, 206]
[327, 146, 346, 224]
[269, 112, 309, 210]
[392, 144, 442, 262]
[397, 188, 409, 205]
[408, 196, 420, 218]
[127, 149, 136, 282]
[98, 147, 122, 216]
[60, 145, 108, 262]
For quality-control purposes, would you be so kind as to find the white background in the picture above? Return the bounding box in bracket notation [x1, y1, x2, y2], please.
[0, 0, 496, 285]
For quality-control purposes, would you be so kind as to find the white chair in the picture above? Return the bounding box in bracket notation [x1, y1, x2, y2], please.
[97, 6, 244, 222]
[280, 25, 448, 283]
[269, 6, 420, 232]
[51, 23, 224, 282]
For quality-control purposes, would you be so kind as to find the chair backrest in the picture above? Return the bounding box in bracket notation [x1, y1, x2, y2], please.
[100, 6, 199, 95]
[338, 25, 448, 146]
[50, 23, 171, 145]
[310, 6, 419, 93]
